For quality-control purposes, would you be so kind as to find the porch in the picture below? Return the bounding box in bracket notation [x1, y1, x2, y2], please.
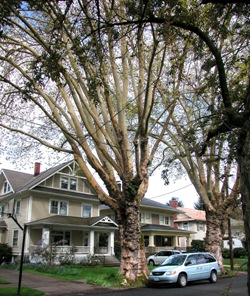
[25, 215, 118, 263]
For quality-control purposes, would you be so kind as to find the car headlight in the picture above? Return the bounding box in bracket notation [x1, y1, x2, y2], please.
[164, 270, 177, 275]
[149, 271, 153, 275]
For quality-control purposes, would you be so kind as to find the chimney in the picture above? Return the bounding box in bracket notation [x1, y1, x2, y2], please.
[34, 162, 41, 176]
[169, 197, 179, 228]
[169, 197, 179, 208]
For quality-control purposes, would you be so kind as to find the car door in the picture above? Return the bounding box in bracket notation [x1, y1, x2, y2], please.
[184, 254, 200, 281]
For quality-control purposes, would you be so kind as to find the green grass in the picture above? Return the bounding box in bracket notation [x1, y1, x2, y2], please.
[0, 287, 44, 296]
[0, 278, 10, 284]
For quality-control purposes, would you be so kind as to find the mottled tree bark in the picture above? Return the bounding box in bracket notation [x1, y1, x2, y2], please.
[204, 210, 226, 272]
[116, 200, 149, 283]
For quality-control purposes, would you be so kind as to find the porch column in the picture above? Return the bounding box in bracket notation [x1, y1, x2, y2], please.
[108, 231, 115, 255]
[174, 236, 179, 248]
[42, 228, 50, 246]
[89, 230, 95, 255]
[148, 234, 155, 247]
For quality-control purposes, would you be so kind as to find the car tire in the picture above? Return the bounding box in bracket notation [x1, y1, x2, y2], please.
[209, 270, 217, 283]
[177, 273, 187, 288]
[148, 260, 155, 266]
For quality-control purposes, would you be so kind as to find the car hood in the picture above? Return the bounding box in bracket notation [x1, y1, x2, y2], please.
[152, 265, 180, 272]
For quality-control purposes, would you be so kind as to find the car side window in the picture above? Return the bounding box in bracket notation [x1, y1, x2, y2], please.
[157, 251, 163, 256]
[204, 254, 216, 263]
[196, 254, 206, 264]
[187, 255, 197, 265]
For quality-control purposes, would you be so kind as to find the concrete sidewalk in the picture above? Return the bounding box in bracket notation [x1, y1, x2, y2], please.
[0, 269, 120, 295]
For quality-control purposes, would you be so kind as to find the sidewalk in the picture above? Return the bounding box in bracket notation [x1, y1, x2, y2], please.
[0, 269, 120, 295]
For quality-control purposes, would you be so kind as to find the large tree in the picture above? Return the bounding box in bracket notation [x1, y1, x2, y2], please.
[0, 0, 180, 283]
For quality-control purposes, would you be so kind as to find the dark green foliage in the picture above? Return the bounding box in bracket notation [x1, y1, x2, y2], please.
[222, 248, 230, 258]
[191, 240, 205, 252]
[233, 247, 247, 258]
[0, 243, 12, 264]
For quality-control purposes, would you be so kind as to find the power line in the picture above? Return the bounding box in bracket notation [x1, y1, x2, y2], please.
[148, 183, 193, 200]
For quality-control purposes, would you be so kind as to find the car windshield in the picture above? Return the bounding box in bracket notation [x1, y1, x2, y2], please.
[161, 254, 187, 266]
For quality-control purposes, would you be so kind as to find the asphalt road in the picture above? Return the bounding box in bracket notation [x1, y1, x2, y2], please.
[94, 273, 248, 296]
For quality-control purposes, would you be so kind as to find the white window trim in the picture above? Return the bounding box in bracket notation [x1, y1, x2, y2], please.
[3, 181, 11, 194]
[13, 229, 19, 246]
[49, 199, 68, 216]
[82, 203, 92, 218]
[60, 176, 77, 191]
[15, 200, 21, 215]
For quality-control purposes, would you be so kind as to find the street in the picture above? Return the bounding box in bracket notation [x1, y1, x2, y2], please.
[94, 273, 248, 296]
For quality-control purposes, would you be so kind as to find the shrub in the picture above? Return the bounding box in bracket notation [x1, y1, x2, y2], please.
[222, 248, 230, 258]
[233, 247, 247, 258]
[0, 243, 12, 264]
[191, 240, 205, 252]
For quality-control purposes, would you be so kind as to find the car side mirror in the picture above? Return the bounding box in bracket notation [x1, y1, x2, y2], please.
[185, 261, 192, 266]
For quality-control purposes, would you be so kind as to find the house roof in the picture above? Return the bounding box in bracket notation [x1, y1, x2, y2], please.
[141, 223, 195, 234]
[1, 161, 73, 193]
[26, 215, 118, 228]
[0, 220, 7, 228]
[175, 207, 206, 222]
[100, 198, 184, 213]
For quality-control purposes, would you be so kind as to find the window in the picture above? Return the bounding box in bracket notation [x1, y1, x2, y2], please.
[13, 230, 19, 246]
[82, 204, 91, 217]
[140, 212, 151, 223]
[159, 215, 170, 225]
[3, 181, 11, 193]
[0, 205, 5, 217]
[60, 176, 77, 191]
[183, 222, 189, 230]
[83, 233, 89, 246]
[15, 200, 21, 214]
[51, 231, 70, 245]
[198, 222, 204, 231]
[50, 200, 68, 215]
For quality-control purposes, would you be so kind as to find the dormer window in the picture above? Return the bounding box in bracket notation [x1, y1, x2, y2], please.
[3, 181, 11, 193]
[60, 176, 77, 191]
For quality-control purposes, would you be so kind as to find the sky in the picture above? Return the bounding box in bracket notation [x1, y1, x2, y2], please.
[0, 156, 199, 209]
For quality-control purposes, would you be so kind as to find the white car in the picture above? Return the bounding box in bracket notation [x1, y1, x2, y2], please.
[147, 252, 221, 288]
[147, 250, 181, 266]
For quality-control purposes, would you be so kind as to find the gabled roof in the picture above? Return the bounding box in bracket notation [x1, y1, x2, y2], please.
[0, 160, 80, 194]
[175, 207, 206, 222]
[26, 215, 118, 228]
[1, 170, 33, 192]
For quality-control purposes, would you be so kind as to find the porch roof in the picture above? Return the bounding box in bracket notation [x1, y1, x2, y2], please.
[26, 215, 118, 229]
[141, 224, 195, 235]
[0, 220, 7, 228]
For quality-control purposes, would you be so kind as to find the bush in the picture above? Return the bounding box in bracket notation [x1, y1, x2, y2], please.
[191, 240, 205, 252]
[222, 248, 230, 258]
[233, 247, 247, 258]
[0, 243, 12, 264]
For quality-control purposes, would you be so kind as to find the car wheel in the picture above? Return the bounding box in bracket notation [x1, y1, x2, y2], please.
[148, 260, 155, 266]
[177, 273, 187, 288]
[209, 270, 217, 283]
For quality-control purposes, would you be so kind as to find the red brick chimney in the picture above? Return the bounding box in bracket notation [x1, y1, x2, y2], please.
[34, 162, 41, 176]
[169, 197, 179, 208]
[169, 197, 179, 228]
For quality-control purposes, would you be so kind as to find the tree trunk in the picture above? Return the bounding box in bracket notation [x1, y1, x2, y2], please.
[238, 118, 250, 295]
[117, 200, 149, 284]
[204, 210, 225, 273]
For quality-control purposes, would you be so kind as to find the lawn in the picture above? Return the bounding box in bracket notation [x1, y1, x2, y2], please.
[0, 287, 44, 296]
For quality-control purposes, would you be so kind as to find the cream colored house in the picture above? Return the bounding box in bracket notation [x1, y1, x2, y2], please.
[101, 199, 194, 255]
[0, 160, 118, 262]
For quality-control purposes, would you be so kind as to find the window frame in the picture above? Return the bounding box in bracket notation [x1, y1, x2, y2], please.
[60, 176, 77, 191]
[15, 200, 21, 214]
[50, 199, 68, 215]
[159, 215, 170, 225]
[3, 181, 11, 193]
[82, 204, 92, 218]
[13, 230, 19, 246]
